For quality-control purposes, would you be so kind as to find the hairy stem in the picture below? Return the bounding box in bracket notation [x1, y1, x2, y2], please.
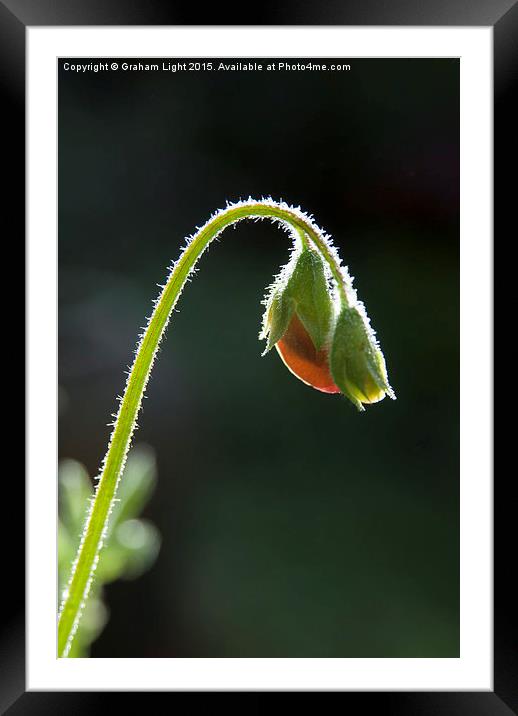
[57, 199, 351, 656]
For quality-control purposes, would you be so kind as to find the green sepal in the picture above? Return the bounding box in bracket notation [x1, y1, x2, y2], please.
[263, 290, 295, 352]
[261, 247, 333, 353]
[330, 307, 391, 411]
[287, 248, 333, 352]
[366, 349, 392, 394]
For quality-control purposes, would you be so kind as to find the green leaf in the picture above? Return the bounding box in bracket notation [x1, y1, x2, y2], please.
[59, 460, 93, 535]
[58, 445, 161, 655]
[109, 445, 157, 528]
[115, 519, 161, 579]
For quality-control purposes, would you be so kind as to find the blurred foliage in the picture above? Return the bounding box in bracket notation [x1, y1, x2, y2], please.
[58, 445, 161, 657]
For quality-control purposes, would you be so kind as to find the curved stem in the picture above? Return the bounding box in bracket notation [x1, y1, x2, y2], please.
[57, 199, 351, 656]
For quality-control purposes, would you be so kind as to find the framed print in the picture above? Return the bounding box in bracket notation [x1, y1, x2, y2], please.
[3, 0, 509, 710]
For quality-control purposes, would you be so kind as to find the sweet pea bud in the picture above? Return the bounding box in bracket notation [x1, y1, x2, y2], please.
[329, 306, 396, 411]
[260, 247, 338, 393]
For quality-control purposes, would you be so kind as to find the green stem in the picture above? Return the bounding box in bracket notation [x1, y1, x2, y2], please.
[57, 199, 350, 656]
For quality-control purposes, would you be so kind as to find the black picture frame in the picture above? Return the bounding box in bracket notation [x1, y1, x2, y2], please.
[5, 1, 506, 711]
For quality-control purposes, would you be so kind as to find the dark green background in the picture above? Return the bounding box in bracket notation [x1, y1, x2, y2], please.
[58, 58, 459, 657]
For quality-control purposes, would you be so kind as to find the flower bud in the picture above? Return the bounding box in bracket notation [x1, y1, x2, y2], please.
[260, 247, 338, 393]
[261, 247, 395, 408]
[329, 306, 395, 411]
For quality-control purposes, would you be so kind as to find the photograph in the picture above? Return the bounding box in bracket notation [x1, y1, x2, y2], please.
[57, 56, 460, 659]
[0, 0, 504, 703]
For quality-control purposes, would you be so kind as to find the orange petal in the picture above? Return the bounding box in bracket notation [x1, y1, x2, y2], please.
[275, 313, 340, 394]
